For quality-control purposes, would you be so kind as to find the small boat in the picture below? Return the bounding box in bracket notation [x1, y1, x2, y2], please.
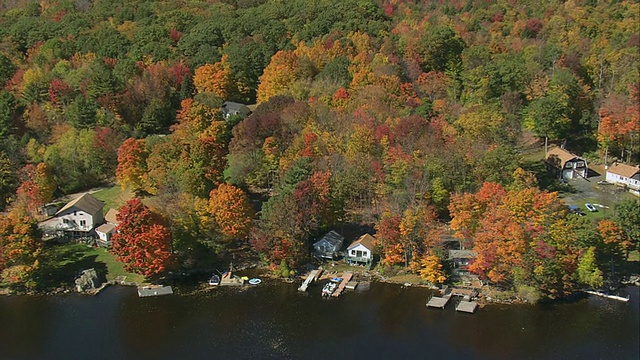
[322, 282, 338, 297]
[330, 277, 342, 283]
[208, 274, 220, 286]
[248, 278, 261, 285]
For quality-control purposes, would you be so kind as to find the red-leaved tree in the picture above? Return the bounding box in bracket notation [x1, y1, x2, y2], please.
[110, 199, 173, 277]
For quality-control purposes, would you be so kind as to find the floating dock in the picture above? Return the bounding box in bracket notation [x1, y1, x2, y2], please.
[138, 285, 173, 297]
[456, 300, 478, 313]
[584, 290, 630, 302]
[345, 281, 358, 290]
[331, 272, 353, 297]
[298, 268, 323, 292]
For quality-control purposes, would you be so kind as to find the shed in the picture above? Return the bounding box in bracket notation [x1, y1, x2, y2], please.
[313, 230, 344, 259]
[95, 223, 116, 247]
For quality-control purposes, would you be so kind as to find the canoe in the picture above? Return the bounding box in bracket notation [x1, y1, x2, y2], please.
[248, 278, 262, 285]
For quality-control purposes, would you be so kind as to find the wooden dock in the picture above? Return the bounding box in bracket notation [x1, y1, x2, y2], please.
[456, 300, 478, 313]
[138, 285, 173, 297]
[584, 290, 630, 302]
[426, 293, 451, 309]
[298, 268, 323, 292]
[331, 272, 353, 297]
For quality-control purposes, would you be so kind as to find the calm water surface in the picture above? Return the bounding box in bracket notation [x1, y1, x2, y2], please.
[0, 282, 638, 360]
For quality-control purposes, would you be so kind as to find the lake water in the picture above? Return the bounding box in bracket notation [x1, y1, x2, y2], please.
[0, 282, 638, 360]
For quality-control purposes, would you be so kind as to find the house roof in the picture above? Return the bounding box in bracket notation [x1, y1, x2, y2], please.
[95, 223, 116, 234]
[448, 250, 478, 259]
[222, 101, 251, 117]
[105, 208, 119, 224]
[546, 147, 583, 165]
[607, 162, 640, 178]
[348, 234, 377, 253]
[314, 230, 344, 247]
[55, 193, 104, 216]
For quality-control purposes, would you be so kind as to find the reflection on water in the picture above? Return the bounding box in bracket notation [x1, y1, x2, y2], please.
[0, 283, 638, 360]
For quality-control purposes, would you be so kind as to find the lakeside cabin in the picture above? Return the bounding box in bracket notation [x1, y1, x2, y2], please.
[313, 231, 344, 260]
[39, 193, 105, 240]
[345, 234, 376, 269]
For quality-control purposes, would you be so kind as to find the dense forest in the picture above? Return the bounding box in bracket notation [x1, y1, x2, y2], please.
[0, 0, 638, 300]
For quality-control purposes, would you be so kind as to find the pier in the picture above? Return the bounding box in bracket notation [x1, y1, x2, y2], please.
[584, 290, 630, 302]
[298, 268, 323, 292]
[332, 272, 353, 297]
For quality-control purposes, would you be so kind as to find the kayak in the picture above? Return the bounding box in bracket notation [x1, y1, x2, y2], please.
[248, 278, 261, 285]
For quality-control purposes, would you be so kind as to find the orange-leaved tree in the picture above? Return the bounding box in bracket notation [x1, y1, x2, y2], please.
[116, 138, 148, 193]
[208, 183, 254, 240]
[0, 207, 42, 288]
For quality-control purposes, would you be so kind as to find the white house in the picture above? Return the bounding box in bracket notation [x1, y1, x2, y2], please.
[312, 230, 344, 259]
[54, 193, 104, 238]
[545, 147, 588, 180]
[346, 234, 376, 267]
[606, 162, 640, 194]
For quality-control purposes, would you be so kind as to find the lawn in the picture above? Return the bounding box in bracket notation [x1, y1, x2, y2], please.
[38, 243, 145, 289]
[91, 185, 132, 214]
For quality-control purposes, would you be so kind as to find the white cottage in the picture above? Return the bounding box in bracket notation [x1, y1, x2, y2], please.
[545, 147, 588, 180]
[54, 193, 104, 238]
[606, 163, 640, 193]
[346, 234, 377, 267]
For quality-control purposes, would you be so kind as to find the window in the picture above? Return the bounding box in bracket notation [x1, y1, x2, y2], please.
[74, 211, 77, 216]
[63, 218, 69, 224]
[351, 250, 356, 255]
[80, 220, 86, 227]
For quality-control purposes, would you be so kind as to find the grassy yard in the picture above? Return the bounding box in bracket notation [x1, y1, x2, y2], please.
[37, 243, 145, 289]
[91, 185, 132, 214]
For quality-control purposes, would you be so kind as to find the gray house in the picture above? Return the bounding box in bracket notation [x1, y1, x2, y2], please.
[313, 231, 344, 259]
[448, 250, 478, 276]
[221, 101, 251, 120]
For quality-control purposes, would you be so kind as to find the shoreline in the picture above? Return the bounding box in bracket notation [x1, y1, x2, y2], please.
[3, 267, 639, 304]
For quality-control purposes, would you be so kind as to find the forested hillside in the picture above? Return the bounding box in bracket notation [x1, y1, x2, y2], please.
[0, 0, 638, 298]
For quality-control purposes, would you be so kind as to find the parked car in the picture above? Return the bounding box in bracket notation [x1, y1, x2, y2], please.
[585, 203, 598, 212]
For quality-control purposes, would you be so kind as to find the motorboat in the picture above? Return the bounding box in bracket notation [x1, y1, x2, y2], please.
[248, 278, 262, 285]
[322, 282, 337, 297]
[208, 274, 220, 286]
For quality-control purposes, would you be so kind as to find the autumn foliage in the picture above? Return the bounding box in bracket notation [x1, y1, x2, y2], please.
[111, 199, 173, 277]
[0, 208, 42, 287]
[208, 184, 254, 239]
